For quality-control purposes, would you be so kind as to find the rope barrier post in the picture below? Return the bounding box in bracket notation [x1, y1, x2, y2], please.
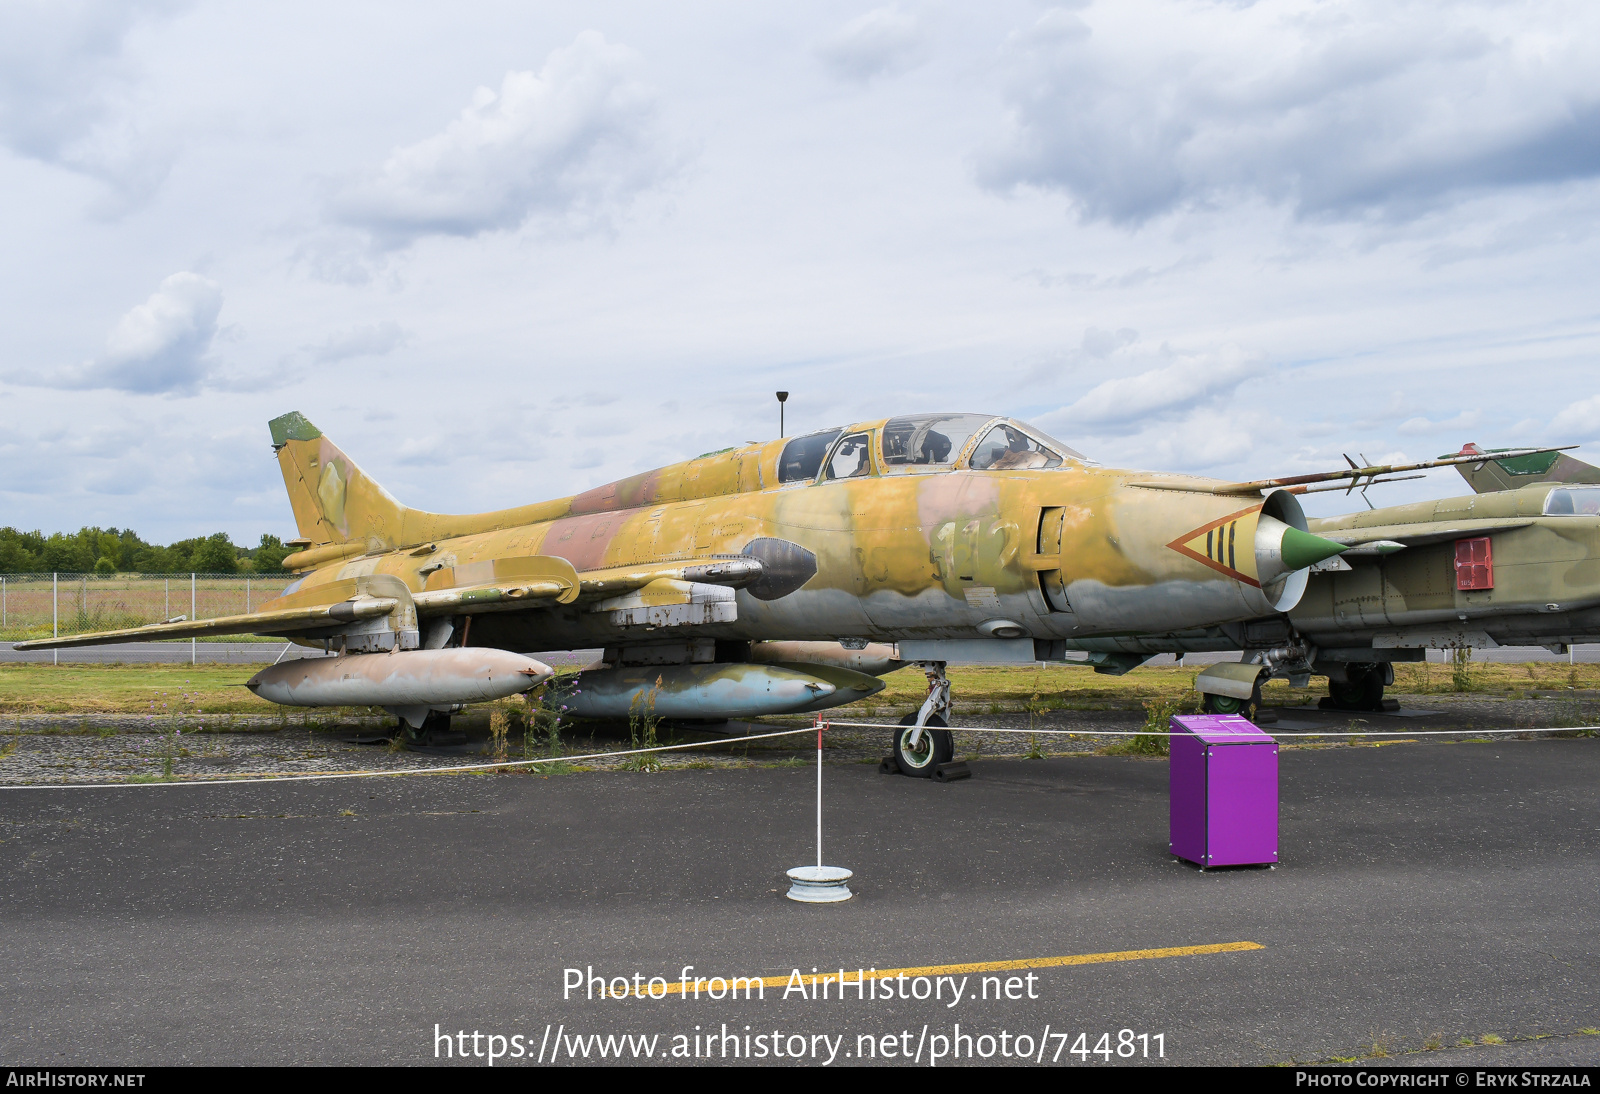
[52, 572, 58, 667]
[786, 717, 853, 903]
[190, 573, 196, 666]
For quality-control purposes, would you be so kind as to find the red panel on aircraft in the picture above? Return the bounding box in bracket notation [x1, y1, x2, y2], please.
[1455, 536, 1493, 591]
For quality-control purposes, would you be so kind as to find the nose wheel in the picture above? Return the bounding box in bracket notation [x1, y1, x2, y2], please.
[888, 661, 956, 777]
[894, 713, 953, 776]
[1201, 692, 1257, 720]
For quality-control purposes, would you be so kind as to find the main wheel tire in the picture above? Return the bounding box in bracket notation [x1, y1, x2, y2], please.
[1201, 692, 1257, 720]
[404, 711, 457, 746]
[894, 714, 953, 777]
[1323, 664, 1386, 711]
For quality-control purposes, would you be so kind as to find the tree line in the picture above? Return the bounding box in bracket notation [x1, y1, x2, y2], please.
[0, 527, 294, 575]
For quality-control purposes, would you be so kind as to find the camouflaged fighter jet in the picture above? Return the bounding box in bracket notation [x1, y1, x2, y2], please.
[1061, 444, 1596, 718]
[20, 411, 1539, 774]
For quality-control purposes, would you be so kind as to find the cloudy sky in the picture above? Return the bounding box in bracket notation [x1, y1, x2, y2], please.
[2, 0, 1598, 543]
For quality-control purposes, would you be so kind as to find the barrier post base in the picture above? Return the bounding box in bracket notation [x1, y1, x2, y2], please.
[786, 865, 853, 903]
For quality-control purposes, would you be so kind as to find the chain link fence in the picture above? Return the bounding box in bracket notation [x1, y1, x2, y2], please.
[0, 573, 290, 643]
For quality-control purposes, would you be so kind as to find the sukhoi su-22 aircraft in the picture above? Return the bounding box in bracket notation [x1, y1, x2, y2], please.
[19, 412, 1556, 776]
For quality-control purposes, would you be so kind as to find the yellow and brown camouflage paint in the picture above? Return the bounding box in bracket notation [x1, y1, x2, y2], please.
[265, 410, 1304, 650]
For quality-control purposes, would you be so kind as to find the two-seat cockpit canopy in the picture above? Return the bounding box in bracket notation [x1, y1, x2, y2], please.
[777, 413, 1087, 485]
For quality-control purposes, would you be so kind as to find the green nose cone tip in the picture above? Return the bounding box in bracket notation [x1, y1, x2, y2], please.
[1279, 526, 1348, 571]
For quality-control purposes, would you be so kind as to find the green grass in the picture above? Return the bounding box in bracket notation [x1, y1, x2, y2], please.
[6, 657, 1600, 719]
[0, 662, 280, 715]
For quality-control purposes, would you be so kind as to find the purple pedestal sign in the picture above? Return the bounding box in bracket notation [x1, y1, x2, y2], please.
[1169, 713, 1279, 868]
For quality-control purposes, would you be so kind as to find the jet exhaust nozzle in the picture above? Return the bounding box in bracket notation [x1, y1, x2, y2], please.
[1250, 492, 1348, 612]
[1255, 514, 1347, 587]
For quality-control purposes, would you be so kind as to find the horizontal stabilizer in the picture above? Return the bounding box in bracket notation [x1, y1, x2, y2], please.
[1446, 443, 1600, 494]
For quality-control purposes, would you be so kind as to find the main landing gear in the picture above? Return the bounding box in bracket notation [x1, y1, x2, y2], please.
[400, 710, 468, 748]
[1318, 662, 1399, 712]
[1201, 689, 1260, 722]
[883, 662, 967, 781]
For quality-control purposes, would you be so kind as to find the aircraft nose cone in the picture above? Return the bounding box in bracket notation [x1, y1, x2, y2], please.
[1279, 526, 1348, 571]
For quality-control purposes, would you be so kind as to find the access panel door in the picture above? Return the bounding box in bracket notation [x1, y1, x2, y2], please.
[1204, 744, 1279, 867]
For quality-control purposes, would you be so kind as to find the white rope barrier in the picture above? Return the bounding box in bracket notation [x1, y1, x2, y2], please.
[821, 719, 1599, 739]
[0, 726, 817, 791]
[1, 718, 1590, 792]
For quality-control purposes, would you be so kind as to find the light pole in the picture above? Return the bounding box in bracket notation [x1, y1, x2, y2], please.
[777, 391, 788, 438]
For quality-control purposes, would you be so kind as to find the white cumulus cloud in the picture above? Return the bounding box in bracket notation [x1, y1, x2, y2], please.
[307, 321, 408, 365]
[816, 6, 928, 83]
[8, 272, 223, 394]
[1396, 410, 1483, 436]
[0, 0, 182, 204]
[330, 31, 679, 249]
[1051, 344, 1269, 429]
[981, 0, 1600, 223]
[1548, 394, 1600, 441]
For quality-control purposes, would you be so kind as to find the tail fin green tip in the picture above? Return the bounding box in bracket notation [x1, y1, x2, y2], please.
[269, 412, 322, 447]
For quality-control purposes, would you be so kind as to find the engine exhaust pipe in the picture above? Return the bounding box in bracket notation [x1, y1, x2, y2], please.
[1252, 491, 1346, 611]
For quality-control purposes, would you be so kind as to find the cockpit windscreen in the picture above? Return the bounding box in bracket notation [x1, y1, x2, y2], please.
[778, 429, 844, 483]
[881, 414, 994, 469]
[969, 424, 1064, 470]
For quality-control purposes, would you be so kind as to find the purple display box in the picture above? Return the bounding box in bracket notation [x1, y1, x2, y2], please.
[1169, 714, 1279, 868]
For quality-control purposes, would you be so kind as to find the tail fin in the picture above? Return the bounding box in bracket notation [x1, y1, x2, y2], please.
[1448, 443, 1600, 494]
[269, 412, 407, 548]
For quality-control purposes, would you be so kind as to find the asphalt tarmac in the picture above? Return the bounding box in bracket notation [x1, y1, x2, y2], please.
[2, 738, 1596, 1067]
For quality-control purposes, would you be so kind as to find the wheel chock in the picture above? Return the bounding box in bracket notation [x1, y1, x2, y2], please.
[878, 756, 897, 774]
[932, 761, 971, 782]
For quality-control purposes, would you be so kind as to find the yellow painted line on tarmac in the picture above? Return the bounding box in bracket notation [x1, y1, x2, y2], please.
[596, 941, 1265, 998]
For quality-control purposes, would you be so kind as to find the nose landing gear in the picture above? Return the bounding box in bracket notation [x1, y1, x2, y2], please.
[894, 712, 953, 774]
[883, 662, 965, 779]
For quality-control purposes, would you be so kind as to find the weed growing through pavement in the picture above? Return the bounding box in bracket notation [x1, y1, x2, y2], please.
[625, 679, 663, 772]
[488, 703, 511, 763]
[1480, 1033, 1504, 1045]
[1021, 668, 1047, 759]
[529, 696, 565, 758]
[1450, 646, 1476, 692]
[963, 729, 987, 762]
[1104, 694, 1190, 757]
[1346, 717, 1370, 745]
